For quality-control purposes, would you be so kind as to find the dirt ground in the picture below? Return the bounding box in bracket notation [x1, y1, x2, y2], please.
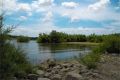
[95, 54, 120, 80]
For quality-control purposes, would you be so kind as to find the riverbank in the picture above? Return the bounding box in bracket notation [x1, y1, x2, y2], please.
[24, 54, 120, 80]
[39, 42, 100, 46]
[64, 42, 100, 45]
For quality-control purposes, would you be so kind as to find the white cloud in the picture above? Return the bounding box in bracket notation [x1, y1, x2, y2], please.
[42, 11, 53, 22]
[88, 0, 110, 11]
[2, 0, 18, 11]
[2, 0, 54, 15]
[2, 0, 120, 36]
[2, 0, 32, 16]
[62, 2, 79, 8]
[19, 16, 27, 21]
[56, 1, 120, 22]
[18, 3, 31, 11]
[38, 0, 54, 6]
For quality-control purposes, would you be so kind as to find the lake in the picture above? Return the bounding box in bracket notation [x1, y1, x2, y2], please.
[11, 40, 95, 65]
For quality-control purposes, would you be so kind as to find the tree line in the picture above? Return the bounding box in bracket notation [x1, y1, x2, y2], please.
[37, 30, 120, 43]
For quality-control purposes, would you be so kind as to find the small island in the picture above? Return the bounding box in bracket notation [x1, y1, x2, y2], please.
[17, 36, 30, 42]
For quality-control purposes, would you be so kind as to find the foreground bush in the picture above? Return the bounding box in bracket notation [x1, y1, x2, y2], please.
[17, 36, 30, 42]
[0, 43, 33, 79]
[80, 47, 102, 69]
[0, 14, 33, 80]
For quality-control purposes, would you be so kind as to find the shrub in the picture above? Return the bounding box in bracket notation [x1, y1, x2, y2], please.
[0, 14, 33, 79]
[80, 44, 103, 69]
[80, 35, 120, 69]
[0, 42, 33, 79]
[80, 52, 101, 69]
[103, 36, 120, 54]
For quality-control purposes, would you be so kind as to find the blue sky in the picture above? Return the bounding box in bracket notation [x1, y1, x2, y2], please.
[1, 0, 120, 37]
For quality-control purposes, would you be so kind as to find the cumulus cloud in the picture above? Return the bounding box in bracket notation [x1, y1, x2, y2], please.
[56, 0, 120, 22]
[2, 0, 120, 36]
[62, 2, 79, 8]
[2, 0, 18, 12]
[38, 0, 54, 6]
[42, 11, 53, 22]
[2, 0, 54, 15]
[18, 3, 31, 11]
[88, 0, 110, 11]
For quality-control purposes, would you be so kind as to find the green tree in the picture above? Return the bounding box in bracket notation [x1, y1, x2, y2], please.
[37, 33, 50, 43]
[50, 30, 63, 43]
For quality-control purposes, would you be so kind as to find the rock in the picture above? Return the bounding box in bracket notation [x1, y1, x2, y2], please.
[51, 74, 61, 80]
[47, 60, 56, 68]
[44, 73, 51, 78]
[65, 72, 83, 80]
[53, 65, 62, 69]
[9, 77, 17, 80]
[46, 69, 52, 72]
[39, 65, 48, 70]
[37, 70, 45, 77]
[38, 78, 51, 80]
[27, 74, 38, 80]
[61, 68, 70, 72]
[79, 67, 88, 74]
[62, 63, 69, 68]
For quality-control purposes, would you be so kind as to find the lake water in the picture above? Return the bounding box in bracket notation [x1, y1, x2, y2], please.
[11, 40, 94, 65]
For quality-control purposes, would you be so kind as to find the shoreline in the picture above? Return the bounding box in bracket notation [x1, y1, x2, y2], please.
[28, 54, 120, 80]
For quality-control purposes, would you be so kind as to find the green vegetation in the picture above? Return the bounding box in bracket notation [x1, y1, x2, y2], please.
[80, 35, 120, 69]
[37, 30, 88, 43]
[0, 14, 33, 79]
[17, 36, 30, 42]
[80, 47, 102, 69]
[37, 30, 67, 43]
[38, 30, 120, 44]
[102, 35, 120, 53]
[87, 34, 103, 42]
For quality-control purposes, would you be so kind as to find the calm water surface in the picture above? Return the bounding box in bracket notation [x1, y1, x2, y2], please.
[11, 40, 94, 65]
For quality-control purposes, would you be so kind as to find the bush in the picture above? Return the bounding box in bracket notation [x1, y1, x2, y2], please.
[80, 43, 104, 69]
[17, 36, 30, 42]
[0, 14, 33, 79]
[80, 35, 120, 69]
[80, 51, 101, 69]
[0, 42, 33, 79]
[103, 36, 120, 54]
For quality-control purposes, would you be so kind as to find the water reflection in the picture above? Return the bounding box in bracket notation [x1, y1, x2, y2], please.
[11, 40, 94, 65]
